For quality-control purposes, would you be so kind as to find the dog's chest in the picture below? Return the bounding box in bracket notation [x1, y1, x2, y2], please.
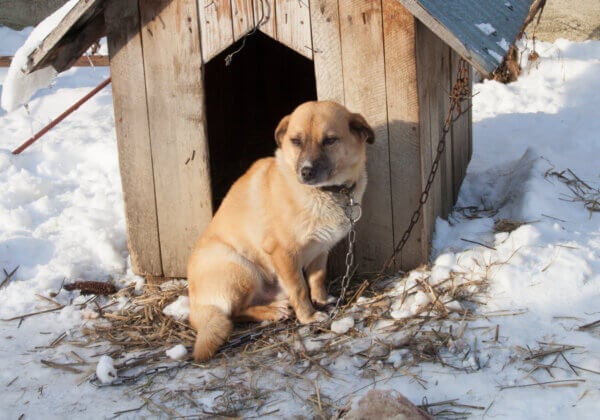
[298, 196, 350, 248]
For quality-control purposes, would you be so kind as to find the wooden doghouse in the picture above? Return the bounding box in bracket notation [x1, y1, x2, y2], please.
[26, 0, 535, 278]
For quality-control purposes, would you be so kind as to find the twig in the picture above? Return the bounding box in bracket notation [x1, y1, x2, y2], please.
[541, 213, 567, 222]
[40, 359, 83, 374]
[499, 379, 585, 390]
[460, 238, 496, 250]
[109, 403, 148, 420]
[35, 294, 62, 307]
[1, 266, 19, 289]
[560, 352, 579, 376]
[570, 365, 600, 375]
[577, 319, 600, 330]
[524, 346, 575, 360]
[1, 305, 65, 321]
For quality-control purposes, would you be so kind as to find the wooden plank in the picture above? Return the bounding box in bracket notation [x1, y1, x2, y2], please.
[310, 0, 344, 103]
[254, 0, 277, 39]
[26, 0, 105, 73]
[275, 0, 313, 59]
[382, 0, 424, 270]
[415, 20, 443, 254]
[440, 44, 454, 218]
[450, 49, 471, 202]
[1, 55, 109, 68]
[105, 0, 162, 276]
[339, 0, 392, 273]
[140, 0, 213, 277]
[197, 0, 234, 62]
[231, 0, 255, 41]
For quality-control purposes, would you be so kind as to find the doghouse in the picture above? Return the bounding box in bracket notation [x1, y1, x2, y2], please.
[25, 0, 536, 278]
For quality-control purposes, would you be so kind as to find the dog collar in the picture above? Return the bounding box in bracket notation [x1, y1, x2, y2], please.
[319, 182, 357, 195]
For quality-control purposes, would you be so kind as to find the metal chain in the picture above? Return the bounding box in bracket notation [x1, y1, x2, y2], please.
[380, 58, 471, 275]
[92, 361, 190, 387]
[330, 191, 362, 319]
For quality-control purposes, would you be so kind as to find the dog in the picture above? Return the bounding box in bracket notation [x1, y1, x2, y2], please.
[187, 100, 374, 361]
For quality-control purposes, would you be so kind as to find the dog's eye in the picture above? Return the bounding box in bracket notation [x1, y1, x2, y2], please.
[323, 137, 338, 146]
[290, 138, 302, 147]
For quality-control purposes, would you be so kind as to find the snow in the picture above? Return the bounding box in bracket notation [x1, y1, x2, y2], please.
[497, 38, 511, 51]
[166, 344, 188, 361]
[95, 355, 117, 384]
[1, 0, 78, 112]
[1, 25, 600, 418]
[331, 316, 354, 334]
[476, 22, 497, 36]
[163, 295, 190, 321]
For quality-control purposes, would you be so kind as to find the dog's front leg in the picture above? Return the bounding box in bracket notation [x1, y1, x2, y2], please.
[306, 252, 335, 307]
[272, 250, 329, 324]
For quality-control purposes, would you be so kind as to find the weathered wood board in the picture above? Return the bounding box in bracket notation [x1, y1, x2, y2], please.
[105, 0, 162, 276]
[382, 0, 424, 270]
[450, 49, 472, 201]
[276, 0, 313, 59]
[310, 0, 344, 104]
[339, 0, 393, 273]
[140, 0, 213, 277]
[232, 0, 255, 41]
[198, 0, 234, 63]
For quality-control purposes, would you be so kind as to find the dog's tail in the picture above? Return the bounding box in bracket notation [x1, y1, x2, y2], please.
[189, 305, 233, 361]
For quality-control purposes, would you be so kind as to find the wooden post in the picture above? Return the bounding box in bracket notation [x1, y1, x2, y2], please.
[451, 49, 472, 201]
[382, 0, 424, 270]
[338, 0, 394, 273]
[139, 0, 213, 277]
[105, 0, 162, 276]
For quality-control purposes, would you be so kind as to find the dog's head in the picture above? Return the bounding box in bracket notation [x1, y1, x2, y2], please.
[274, 101, 374, 187]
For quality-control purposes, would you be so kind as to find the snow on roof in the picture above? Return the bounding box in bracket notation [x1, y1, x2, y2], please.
[0, 0, 78, 112]
[398, 0, 536, 73]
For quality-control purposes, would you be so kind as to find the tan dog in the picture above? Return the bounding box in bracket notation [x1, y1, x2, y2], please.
[187, 101, 374, 361]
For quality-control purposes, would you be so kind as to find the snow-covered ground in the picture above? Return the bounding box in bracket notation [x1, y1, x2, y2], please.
[1, 24, 599, 418]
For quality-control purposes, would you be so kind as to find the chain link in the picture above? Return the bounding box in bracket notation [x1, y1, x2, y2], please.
[330, 192, 362, 319]
[380, 58, 471, 275]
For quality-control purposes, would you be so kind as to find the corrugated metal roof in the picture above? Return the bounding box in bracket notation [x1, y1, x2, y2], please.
[399, 0, 535, 74]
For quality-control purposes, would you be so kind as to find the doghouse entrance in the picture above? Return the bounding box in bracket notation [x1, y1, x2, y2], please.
[205, 32, 317, 209]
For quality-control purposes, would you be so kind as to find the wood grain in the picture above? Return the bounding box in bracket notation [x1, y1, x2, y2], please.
[416, 20, 440, 253]
[450, 49, 472, 202]
[231, 0, 255, 41]
[255, 0, 277, 39]
[105, 0, 162, 276]
[310, 0, 344, 103]
[382, 0, 424, 270]
[339, 0, 393, 273]
[197, 0, 234, 62]
[276, 0, 313, 59]
[140, 0, 213, 277]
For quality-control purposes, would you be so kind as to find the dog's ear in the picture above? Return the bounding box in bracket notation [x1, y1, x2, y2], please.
[349, 113, 375, 144]
[274, 115, 290, 147]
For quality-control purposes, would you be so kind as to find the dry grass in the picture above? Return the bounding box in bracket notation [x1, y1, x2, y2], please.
[545, 168, 600, 214]
[53, 252, 529, 417]
[80, 281, 196, 354]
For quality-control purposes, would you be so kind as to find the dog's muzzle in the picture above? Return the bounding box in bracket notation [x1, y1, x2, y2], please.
[298, 159, 330, 185]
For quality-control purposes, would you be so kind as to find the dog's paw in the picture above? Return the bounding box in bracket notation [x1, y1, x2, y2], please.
[313, 294, 337, 305]
[298, 310, 330, 324]
[271, 299, 292, 321]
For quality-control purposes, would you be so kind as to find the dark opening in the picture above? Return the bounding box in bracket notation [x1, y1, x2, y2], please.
[205, 32, 317, 209]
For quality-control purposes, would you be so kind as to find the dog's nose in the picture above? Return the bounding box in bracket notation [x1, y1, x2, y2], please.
[300, 165, 315, 181]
